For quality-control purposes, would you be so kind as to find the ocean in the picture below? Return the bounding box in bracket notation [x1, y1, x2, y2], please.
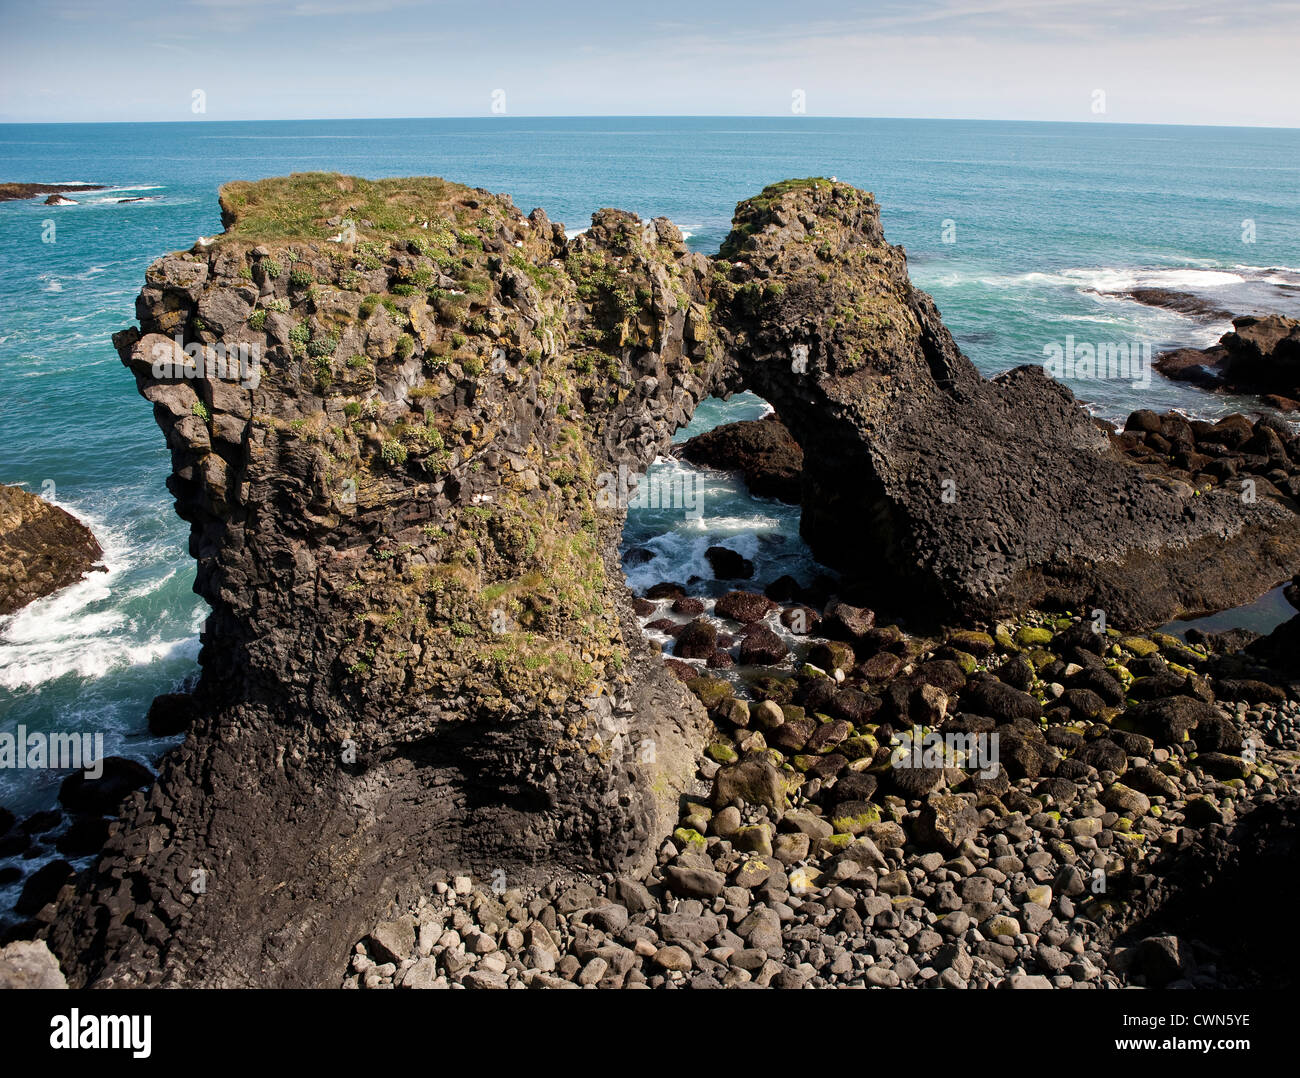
[1, 117, 1298, 888]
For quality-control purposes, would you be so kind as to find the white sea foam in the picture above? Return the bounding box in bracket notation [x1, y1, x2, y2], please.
[0, 504, 198, 691]
[1061, 267, 1245, 291]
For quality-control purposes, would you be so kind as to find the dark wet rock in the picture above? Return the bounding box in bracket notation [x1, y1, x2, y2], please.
[995, 726, 1049, 781]
[1073, 738, 1126, 776]
[20, 810, 62, 836]
[714, 591, 776, 624]
[961, 675, 1042, 723]
[738, 625, 788, 665]
[0, 483, 105, 616]
[1124, 696, 1220, 745]
[57, 758, 154, 816]
[1214, 678, 1286, 705]
[764, 575, 802, 601]
[679, 413, 803, 504]
[1154, 314, 1300, 399]
[883, 764, 945, 799]
[1247, 613, 1300, 676]
[1102, 287, 1234, 322]
[823, 601, 876, 642]
[671, 596, 705, 616]
[16, 860, 75, 917]
[673, 619, 717, 659]
[859, 652, 903, 681]
[779, 604, 820, 634]
[146, 693, 194, 737]
[1129, 673, 1188, 700]
[795, 677, 838, 712]
[825, 771, 878, 806]
[914, 659, 967, 694]
[1191, 716, 1243, 755]
[705, 546, 754, 580]
[662, 658, 698, 682]
[829, 688, 879, 725]
[54, 816, 112, 858]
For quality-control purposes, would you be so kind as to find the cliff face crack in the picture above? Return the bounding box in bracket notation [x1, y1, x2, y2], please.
[44, 173, 1299, 987]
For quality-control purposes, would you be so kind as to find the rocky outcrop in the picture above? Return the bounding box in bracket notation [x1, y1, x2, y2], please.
[678, 413, 802, 503]
[704, 180, 1300, 624]
[0, 484, 104, 616]
[1155, 314, 1300, 407]
[46, 174, 714, 987]
[43, 174, 1300, 987]
[1098, 287, 1234, 322]
[0, 182, 104, 202]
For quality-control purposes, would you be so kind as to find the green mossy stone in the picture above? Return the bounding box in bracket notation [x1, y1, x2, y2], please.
[948, 649, 977, 675]
[673, 827, 706, 850]
[1027, 648, 1056, 670]
[948, 630, 995, 656]
[686, 678, 732, 710]
[1014, 626, 1054, 648]
[840, 734, 878, 760]
[830, 805, 881, 833]
[818, 833, 854, 854]
[706, 742, 739, 765]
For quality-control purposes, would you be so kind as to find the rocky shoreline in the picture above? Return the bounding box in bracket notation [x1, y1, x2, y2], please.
[0, 483, 105, 617]
[1153, 315, 1299, 410]
[11, 174, 1299, 988]
[346, 586, 1300, 989]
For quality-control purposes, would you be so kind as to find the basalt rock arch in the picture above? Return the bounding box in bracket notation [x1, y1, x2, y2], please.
[42, 175, 1298, 987]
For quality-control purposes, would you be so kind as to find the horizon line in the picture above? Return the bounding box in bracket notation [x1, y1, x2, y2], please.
[1, 114, 1297, 132]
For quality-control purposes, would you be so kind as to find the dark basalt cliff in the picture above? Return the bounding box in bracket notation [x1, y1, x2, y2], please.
[43, 175, 1300, 986]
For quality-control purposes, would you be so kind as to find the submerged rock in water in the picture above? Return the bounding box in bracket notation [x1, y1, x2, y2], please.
[0, 483, 105, 616]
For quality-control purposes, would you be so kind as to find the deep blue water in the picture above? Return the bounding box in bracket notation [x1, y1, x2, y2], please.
[1, 119, 1298, 890]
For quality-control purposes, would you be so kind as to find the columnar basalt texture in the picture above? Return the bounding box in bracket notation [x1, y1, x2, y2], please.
[45, 175, 1299, 987]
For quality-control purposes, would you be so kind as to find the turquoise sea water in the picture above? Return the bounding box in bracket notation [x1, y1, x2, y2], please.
[1, 118, 1298, 876]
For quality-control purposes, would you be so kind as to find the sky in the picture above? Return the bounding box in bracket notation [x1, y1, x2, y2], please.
[0, 0, 1297, 127]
